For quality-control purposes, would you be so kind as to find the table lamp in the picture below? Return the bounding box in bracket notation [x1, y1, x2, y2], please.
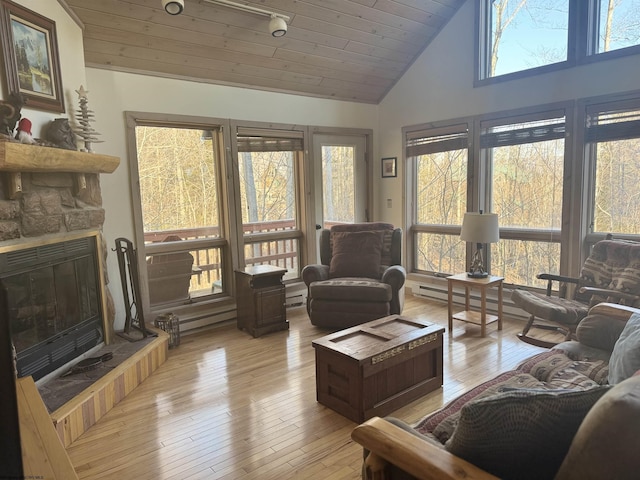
[460, 211, 499, 278]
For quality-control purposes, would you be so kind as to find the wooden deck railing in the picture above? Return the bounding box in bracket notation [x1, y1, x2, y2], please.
[144, 220, 299, 295]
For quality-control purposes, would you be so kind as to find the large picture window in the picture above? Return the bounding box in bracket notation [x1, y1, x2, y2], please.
[406, 91, 640, 297]
[478, 0, 640, 83]
[482, 112, 567, 288]
[406, 124, 469, 275]
[586, 101, 640, 236]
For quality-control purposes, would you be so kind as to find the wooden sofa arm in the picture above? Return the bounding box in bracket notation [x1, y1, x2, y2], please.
[351, 417, 498, 480]
[587, 302, 640, 321]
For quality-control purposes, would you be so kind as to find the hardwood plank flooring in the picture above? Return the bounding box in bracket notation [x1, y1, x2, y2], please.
[66, 295, 551, 479]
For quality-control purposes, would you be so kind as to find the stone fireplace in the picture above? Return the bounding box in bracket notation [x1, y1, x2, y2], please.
[0, 140, 119, 380]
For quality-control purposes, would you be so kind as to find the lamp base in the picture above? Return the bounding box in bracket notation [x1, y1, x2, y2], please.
[467, 245, 488, 278]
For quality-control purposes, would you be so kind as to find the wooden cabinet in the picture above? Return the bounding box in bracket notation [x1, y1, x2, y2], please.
[235, 265, 288, 337]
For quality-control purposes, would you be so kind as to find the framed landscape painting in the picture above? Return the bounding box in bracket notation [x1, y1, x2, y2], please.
[0, 0, 64, 113]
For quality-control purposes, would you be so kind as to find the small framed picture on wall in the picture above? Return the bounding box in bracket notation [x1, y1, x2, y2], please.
[381, 157, 397, 178]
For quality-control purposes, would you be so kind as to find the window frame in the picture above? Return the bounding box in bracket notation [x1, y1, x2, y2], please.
[126, 112, 234, 316]
[581, 94, 640, 243]
[405, 102, 580, 289]
[404, 120, 473, 276]
[476, 0, 640, 86]
[230, 121, 308, 280]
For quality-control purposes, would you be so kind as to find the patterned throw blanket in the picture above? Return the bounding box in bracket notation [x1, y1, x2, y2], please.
[414, 350, 608, 443]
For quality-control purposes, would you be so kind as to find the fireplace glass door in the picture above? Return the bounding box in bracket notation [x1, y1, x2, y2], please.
[1, 236, 104, 380]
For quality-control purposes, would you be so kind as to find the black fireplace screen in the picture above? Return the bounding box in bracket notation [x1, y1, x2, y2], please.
[0, 236, 104, 380]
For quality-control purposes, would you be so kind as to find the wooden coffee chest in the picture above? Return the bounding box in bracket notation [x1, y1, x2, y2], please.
[312, 315, 444, 423]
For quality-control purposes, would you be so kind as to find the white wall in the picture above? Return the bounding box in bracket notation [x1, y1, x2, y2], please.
[377, 1, 640, 226]
[88, 70, 378, 329]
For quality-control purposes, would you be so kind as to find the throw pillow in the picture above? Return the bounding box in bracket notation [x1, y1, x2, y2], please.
[329, 231, 383, 279]
[554, 375, 640, 480]
[576, 313, 627, 353]
[608, 312, 640, 384]
[445, 386, 610, 480]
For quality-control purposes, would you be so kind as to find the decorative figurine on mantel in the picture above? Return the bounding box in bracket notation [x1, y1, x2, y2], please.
[74, 85, 103, 153]
[0, 92, 25, 138]
[45, 118, 77, 150]
[15, 118, 37, 144]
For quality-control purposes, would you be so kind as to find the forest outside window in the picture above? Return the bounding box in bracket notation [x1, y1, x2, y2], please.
[135, 125, 227, 307]
[585, 100, 640, 237]
[406, 124, 469, 275]
[483, 111, 567, 289]
[237, 128, 304, 280]
[477, 0, 640, 83]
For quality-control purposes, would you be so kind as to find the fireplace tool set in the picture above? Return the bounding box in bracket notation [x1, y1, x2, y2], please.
[114, 237, 157, 342]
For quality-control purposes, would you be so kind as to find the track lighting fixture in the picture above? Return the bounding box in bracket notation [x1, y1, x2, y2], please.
[161, 0, 290, 37]
[268, 15, 287, 37]
[162, 0, 184, 15]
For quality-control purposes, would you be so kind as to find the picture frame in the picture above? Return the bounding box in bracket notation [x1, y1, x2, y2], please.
[0, 0, 64, 113]
[381, 157, 397, 178]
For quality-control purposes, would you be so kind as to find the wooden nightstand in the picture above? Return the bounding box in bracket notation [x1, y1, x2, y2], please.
[235, 265, 288, 337]
[447, 273, 504, 337]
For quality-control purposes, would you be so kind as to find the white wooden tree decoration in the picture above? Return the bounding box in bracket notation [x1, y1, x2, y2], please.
[74, 85, 103, 153]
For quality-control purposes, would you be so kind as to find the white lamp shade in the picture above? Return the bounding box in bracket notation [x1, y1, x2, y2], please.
[460, 212, 500, 243]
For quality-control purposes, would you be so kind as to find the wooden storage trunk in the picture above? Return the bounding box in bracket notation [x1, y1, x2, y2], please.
[312, 315, 444, 423]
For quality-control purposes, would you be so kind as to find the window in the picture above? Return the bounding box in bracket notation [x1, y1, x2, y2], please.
[236, 127, 304, 280]
[134, 124, 227, 307]
[585, 100, 640, 236]
[482, 111, 567, 288]
[590, 0, 640, 55]
[477, 0, 640, 82]
[405, 124, 469, 275]
[483, 0, 570, 78]
[314, 133, 369, 228]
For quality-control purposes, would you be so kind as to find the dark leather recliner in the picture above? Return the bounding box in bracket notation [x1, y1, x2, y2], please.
[301, 222, 406, 329]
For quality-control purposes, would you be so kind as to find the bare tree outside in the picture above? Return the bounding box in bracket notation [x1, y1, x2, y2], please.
[135, 125, 223, 302]
[489, 0, 639, 77]
[322, 145, 355, 225]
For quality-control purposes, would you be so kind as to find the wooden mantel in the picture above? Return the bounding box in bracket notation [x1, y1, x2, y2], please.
[0, 140, 119, 173]
[0, 140, 120, 199]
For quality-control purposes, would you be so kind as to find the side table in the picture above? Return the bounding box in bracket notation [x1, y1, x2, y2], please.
[447, 273, 504, 337]
[235, 265, 288, 337]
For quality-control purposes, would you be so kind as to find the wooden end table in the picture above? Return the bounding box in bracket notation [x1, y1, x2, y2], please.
[235, 265, 288, 337]
[447, 273, 504, 337]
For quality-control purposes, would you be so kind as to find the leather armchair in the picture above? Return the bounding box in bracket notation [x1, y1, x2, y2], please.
[302, 222, 406, 329]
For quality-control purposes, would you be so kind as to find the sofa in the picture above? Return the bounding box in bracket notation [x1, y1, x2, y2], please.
[351, 303, 640, 480]
[301, 222, 406, 329]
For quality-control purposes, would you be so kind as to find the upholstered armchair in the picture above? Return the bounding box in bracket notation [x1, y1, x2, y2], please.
[301, 222, 406, 329]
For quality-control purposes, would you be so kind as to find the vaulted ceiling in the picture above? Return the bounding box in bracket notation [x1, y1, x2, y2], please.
[64, 0, 465, 104]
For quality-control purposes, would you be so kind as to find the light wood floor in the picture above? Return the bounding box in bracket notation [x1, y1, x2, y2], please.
[66, 295, 549, 479]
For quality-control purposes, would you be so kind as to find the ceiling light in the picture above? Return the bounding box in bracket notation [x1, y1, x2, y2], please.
[162, 0, 184, 15]
[162, 0, 291, 37]
[269, 16, 287, 37]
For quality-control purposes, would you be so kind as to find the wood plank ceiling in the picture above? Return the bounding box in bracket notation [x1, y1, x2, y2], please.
[64, 0, 465, 104]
